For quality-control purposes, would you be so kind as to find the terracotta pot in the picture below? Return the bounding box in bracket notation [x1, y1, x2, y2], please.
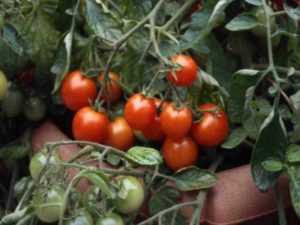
[30, 121, 296, 224]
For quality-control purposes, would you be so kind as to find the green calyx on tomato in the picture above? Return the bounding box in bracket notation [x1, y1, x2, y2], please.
[166, 54, 198, 87]
[0, 71, 8, 100]
[65, 209, 93, 225]
[29, 149, 61, 180]
[250, 5, 276, 37]
[96, 213, 124, 225]
[113, 176, 145, 214]
[1, 86, 24, 118]
[23, 96, 46, 121]
[32, 185, 66, 223]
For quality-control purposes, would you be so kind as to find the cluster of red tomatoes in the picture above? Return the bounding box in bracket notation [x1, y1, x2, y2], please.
[60, 54, 230, 172]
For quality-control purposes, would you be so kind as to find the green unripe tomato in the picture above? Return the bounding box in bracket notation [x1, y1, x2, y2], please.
[0, 71, 8, 100]
[259, 33, 281, 49]
[29, 150, 61, 180]
[1, 87, 23, 117]
[96, 213, 124, 225]
[32, 185, 65, 223]
[65, 209, 93, 225]
[251, 5, 276, 37]
[114, 176, 145, 214]
[23, 96, 46, 121]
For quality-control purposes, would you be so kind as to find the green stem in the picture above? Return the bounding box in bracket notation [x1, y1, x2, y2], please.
[274, 183, 287, 225]
[253, 64, 300, 77]
[67, 145, 95, 163]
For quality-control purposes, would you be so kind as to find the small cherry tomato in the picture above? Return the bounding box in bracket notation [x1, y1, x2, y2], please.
[98, 72, 123, 104]
[72, 106, 109, 143]
[160, 103, 193, 138]
[166, 54, 198, 87]
[61, 70, 97, 111]
[114, 176, 145, 214]
[33, 185, 65, 223]
[104, 117, 135, 151]
[191, 103, 229, 148]
[23, 96, 46, 121]
[0, 71, 8, 100]
[96, 213, 124, 225]
[124, 93, 156, 130]
[1, 87, 23, 118]
[162, 136, 199, 171]
[65, 209, 93, 225]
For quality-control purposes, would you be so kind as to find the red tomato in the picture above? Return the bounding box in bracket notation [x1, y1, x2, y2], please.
[72, 106, 109, 143]
[166, 54, 198, 87]
[98, 72, 122, 104]
[141, 99, 166, 141]
[124, 93, 156, 130]
[160, 103, 193, 138]
[191, 103, 229, 148]
[162, 136, 199, 171]
[104, 117, 135, 151]
[61, 70, 97, 111]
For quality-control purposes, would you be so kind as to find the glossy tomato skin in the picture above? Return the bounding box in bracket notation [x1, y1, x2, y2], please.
[96, 213, 124, 225]
[33, 185, 65, 223]
[0, 71, 8, 100]
[65, 209, 93, 225]
[72, 106, 109, 143]
[61, 70, 97, 111]
[98, 72, 123, 104]
[191, 103, 229, 148]
[162, 136, 199, 171]
[104, 117, 135, 151]
[166, 54, 198, 87]
[124, 93, 156, 130]
[114, 176, 145, 214]
[160, 103, 193, 138]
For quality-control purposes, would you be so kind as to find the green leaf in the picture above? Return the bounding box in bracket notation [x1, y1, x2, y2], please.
[172, 167, 217, 191]
[14, 177, 33, 200]
[199, 69, 220, 87]
[222, 127, 247, 149]
[119, 0, 152, 21]
[149, 186, 185, 225]
[51, 32, 73, 93]
[290, 110, 300, 143]
[244, 0, 262, 6]
[2, 24, 25, 56]
[209, 0, 233, 26]
[226, 13, 258, 31]
[287, 164, 300, 218]
[227, 69, 262, 123]
[86, 0, 123, 43]
[290, 90, 300, 110]
[284, 4, 300, 21]
[251, 109, 287, 192]
[0, 143, 29, 160]
[261, 158, 283, 172]
[125, 146, 162, 166]
[286, 144, 300, 163]
[21, 10, 60, 67]
[81, 170, 115, 198]
[1, 206, 35, 224]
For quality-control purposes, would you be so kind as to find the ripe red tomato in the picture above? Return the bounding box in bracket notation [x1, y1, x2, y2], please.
[72, 106, 109, 143]
[162, 136, 199, 171]
[124, 93, 156, 130]
[141, 99, 166, 141]
[166, 54, 198, 86]
[61, 70, 97, 111]
[191, 103, 229, 148]
[104, 117, 135, 151]
[98, 72, 122, 104]
[160, 103, 193, 138]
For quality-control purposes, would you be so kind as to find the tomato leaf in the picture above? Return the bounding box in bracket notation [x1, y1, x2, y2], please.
[14, 177, 33, 201]
[125, 146, 163, 166]
[209, 0, 234, 27]
[244, 0, 262, 6]
[172, 167, 217, 191]
[227, 69, 262, 123]
[290, 110, 300, 143]
[286, 144, 300, 163]
[261, 158, 283, 172]
[149, 186, 185, 225]
[290, 90, 300, 110]
[284, 4, 300, 21]
[251, 109, 287, 192]
[119, 0, 152, 21]
[86, 0, 123, 43]
[1, 206, 35, 224]
[287, 164, 300, 218]
[226, 13, 259, 31]
[81, 170, 116, 198]
[222, 127, 247, 149]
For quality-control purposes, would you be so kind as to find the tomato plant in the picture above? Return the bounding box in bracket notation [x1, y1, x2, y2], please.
[32, 185, 65, 223]
[72, 106, 109, 142]
[166, 54, 198, 87]
[1, 86, 23, 118]
[191, 103, 229, 148]
[96, 213, 124, 225]
[61, 70, 97, 111]
[23, 95, 46, 121]
[114, 176, 145, 214]
[98, 72, 123, 104]
[124, 93, 156, 130]
[65, 209, 93, 225]
[0, 71, 8, 100]
[104, 117, 135, 151]
[162, 136, 199, 171]
[160, 103, 193, 138]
